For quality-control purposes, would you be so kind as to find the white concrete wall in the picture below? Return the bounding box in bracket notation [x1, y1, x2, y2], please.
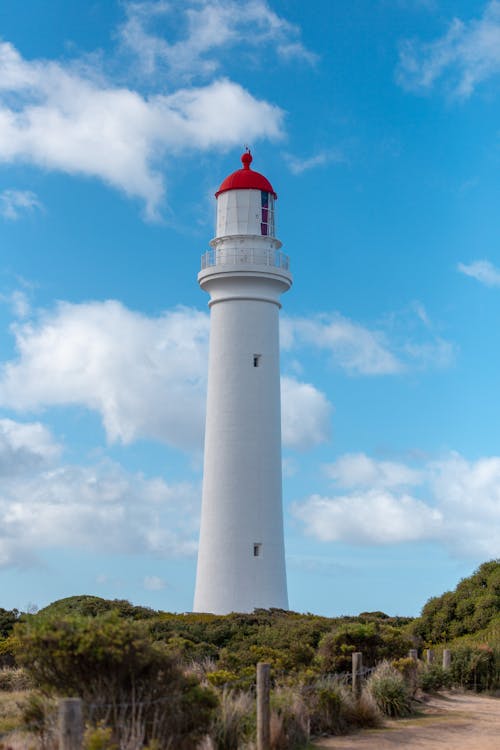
[194, 254, 290, 613]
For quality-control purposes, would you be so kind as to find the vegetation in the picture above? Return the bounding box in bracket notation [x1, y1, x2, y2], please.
[0, 560, 499, 748]
[411, 559, 500, 642]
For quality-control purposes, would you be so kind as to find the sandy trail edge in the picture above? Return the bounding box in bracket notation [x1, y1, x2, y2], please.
[312, 691, 500, 750]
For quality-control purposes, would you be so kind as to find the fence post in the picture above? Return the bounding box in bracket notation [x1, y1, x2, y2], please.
[352, 652, 363, 698]
[426, 648, 434, 665]
[58, 698, 83, 750]
[408, 649, 418, 661]
[443, 649, 451, 669]
[256, 663, 271, 750]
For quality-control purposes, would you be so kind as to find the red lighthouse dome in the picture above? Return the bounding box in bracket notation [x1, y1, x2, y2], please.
[215, 151, 277, 199]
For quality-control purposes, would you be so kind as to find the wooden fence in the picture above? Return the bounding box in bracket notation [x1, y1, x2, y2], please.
[57, 649, 453, 750]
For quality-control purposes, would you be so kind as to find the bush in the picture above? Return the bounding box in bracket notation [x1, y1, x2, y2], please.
[0, 667, 32, 692]
[270, 686, 309, 750]
[305, 679, 354, 735]
[19, 692, 57, 750]
[366, 662, 412, 717]
[419, 664, 451, 692]
[349, 689, 382, 729]
[449, 644, 498, 691]
[209, 689, 254, 750]
[392, 657, 419, 696]
[15, 613, 217, 750]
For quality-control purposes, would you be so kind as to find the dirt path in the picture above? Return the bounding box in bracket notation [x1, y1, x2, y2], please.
[313, 692, 500, 750]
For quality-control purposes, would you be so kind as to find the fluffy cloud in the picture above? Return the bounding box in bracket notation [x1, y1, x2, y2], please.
[0, 189, 42, 220]
[282, 314, 402, 375]
[397, 1, 500, 97]
[325, 452, 422, 489]
[281, 376, 332, 450]
[0, 301, 209, 450]
[0, 456, 199, 568]
[0, 299, 332, 453]
[0, 41, 284, 219]
[458, 259, 500, 287]
[294, 490, 441, 544]
[294, 451, 500, 557]
[0, 418, 61, 476]
[282, 309, 454, 375]
[119, 0, 316, 80]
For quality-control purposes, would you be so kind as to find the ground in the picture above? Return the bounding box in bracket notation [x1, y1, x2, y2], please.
[313, 692, 500, 749]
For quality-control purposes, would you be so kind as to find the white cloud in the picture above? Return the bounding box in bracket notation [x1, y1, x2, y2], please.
[0, 299, 332, 453]
[119, 0, 316, 81]
[294, 451, 500, 557]
[0, 189, 42, 220]
[283, 149, 345, 175]
[0, 41, 284, 219]
[0, 300, 210, 450]
[458, 259, 500, 287]
[325, 452, 422, 489]
[281, 376, 332, 450]
[282, 314, 403, 375]
[0, 457, 199, 569]
[282, 308, 455, 375]
[0, 418, 61, 476]
[397, 1, 500, 97]
[294, 490, 442, 545]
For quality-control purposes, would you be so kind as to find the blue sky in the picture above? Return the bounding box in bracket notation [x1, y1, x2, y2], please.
[0, 0, 500, 616]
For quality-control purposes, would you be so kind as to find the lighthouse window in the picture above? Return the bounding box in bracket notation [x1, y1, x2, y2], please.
[253, 543, 262, 557]
[260, 192, 275, 236]
[253, 354, 261, 367]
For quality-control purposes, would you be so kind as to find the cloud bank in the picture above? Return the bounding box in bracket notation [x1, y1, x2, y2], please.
[294, 451, 500, 558]
[0, 299, 332, 453]
[0, 420, 199, 568]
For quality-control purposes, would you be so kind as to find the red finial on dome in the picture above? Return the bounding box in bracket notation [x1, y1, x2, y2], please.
[241, 150, 253, 169]
[215, 151, 277, 198]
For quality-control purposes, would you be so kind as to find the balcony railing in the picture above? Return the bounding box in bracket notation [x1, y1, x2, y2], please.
[201, 247, 290, 271]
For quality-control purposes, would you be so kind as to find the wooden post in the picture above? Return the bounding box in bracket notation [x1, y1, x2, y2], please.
[352, 652, 363, 698]
[443, 649, 451, 669]
[59, 698, 83, 750]
[409, 649, 418, 661]
[256, 663, 270, 750]
[426, 648, 434, 665]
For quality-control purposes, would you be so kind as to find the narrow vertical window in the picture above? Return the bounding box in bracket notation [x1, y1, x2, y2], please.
[253, 354, 261, 367]
[260, 191, 269, 235]
[253, 543, 262, 557]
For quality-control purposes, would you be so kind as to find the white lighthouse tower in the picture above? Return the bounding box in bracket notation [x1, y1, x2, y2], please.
[193, 151, 291, 614]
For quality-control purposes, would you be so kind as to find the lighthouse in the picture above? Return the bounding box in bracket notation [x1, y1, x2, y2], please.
[193, 151, 291, 614]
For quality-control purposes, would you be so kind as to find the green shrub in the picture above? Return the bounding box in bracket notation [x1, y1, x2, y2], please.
[367, 662, 412, 717]
[15, 613, 217, 749]
[349, 689, 382, 729]
[305, 679, 354, 735]
[419, 664, 451, 692]
[19, 692, 56, 750]
[392, 657, 419, 695]
[449, 644, 498, 691]
[84, 722, 118, 750]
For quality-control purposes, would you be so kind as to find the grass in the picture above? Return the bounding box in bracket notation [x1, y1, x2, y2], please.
[0, 690, 27, 735]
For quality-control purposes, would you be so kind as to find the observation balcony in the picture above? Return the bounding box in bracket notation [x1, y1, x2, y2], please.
[201, 247, 290, 272]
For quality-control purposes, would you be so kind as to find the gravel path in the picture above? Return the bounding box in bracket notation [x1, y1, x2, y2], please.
[313, 692, 500, 750]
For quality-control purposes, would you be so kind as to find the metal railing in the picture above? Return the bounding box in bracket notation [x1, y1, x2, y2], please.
[201, 247, 290, 271]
